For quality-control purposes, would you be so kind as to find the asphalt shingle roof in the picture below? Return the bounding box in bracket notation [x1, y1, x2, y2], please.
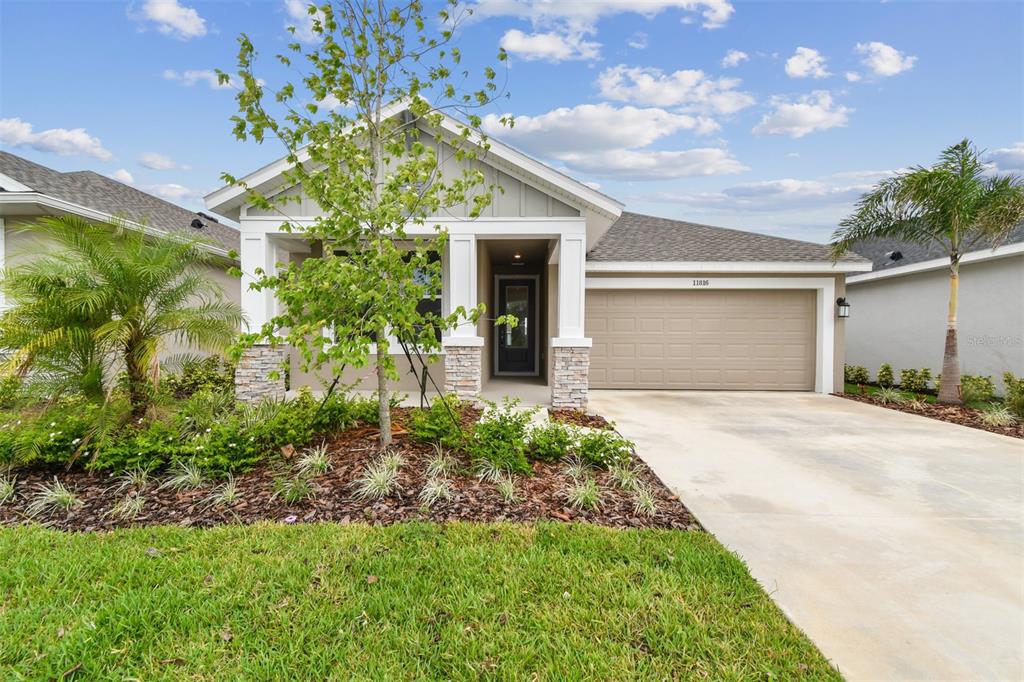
[0, 151, 239, 253]
[588, 211, 868, 263]
[849, 221, 1024, 272]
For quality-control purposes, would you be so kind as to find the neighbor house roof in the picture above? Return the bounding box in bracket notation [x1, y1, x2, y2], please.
[587, 212, 871, 271]
[849, 221, 1024, 273]
[0, 151, 239, 254]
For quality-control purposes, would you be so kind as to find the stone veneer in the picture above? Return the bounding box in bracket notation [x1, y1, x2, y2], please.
[236, 345, 287, 402]
[551, 345, 590, 409]
[443, 344, 482, 400]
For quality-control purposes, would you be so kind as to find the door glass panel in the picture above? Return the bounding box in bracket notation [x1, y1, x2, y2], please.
[505, 285, 529, 349]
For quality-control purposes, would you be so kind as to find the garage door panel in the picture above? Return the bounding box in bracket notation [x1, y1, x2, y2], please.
[586, 289, 815, 390]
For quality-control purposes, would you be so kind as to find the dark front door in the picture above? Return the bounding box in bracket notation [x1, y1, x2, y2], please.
[496, 277, 537, 375]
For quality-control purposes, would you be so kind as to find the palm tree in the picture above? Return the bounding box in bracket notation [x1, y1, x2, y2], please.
[0, 216, 244, 415]
[831, 139, 1024, 404]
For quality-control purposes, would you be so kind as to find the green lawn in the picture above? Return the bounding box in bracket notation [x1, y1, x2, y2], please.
[1, 523, 838, 680]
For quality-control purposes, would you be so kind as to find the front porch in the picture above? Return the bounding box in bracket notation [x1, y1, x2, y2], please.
[236, 217, 593, 409]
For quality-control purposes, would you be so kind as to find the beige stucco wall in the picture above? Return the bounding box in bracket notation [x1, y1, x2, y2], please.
[3, 218, 242, 364]
[846, 255, 1024, 391]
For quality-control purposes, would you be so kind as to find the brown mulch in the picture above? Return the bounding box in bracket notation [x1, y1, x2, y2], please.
[548, 409, 613, 430]
[837, 393, 1024, 439]
[0, 421, 697, 533]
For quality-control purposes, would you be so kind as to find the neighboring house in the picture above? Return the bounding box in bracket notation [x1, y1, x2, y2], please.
[204, 104, 871, 407]
[846, 225, 1024, 392]
[0, 150, 242, 357]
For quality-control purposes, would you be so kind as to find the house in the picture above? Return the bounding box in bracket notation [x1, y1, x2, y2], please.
[204, 106, 871, 407]
[845, 225, 1024, 392]
[0, 150, 242, 351]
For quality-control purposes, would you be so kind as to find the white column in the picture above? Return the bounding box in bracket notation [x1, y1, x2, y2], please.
[443, 233, 483, 346]
[554, 233, 587, 341]
[240, 233, 277, 333]
[816, 280, 836, 394]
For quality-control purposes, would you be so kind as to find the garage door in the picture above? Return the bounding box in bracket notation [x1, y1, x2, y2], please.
[587, 289, 816, 390]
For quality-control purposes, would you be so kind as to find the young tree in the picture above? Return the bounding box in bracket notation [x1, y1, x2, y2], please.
[0, 216, 244, 415]
[222, 0, 508, 444]
[831, 140, 1024, 404]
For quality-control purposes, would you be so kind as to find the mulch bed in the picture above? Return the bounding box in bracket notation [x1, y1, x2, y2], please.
[548, 409, 613, 430]
[837, 392, 1024, 439]
[0, 412, 697, 533]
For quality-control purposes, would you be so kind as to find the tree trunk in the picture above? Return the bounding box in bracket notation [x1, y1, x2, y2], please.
[125, 352, 148, 418]
[376, 330, 392, 447]
[937, 260, 962, 404]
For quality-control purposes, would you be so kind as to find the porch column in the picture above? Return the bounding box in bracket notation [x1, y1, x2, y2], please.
[442, 233, 484, 400]
[551, 233, 591, 410]
[237, 233, 286, 402]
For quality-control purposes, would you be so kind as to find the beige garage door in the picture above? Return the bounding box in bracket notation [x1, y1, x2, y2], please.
[587, 289, 816, 390]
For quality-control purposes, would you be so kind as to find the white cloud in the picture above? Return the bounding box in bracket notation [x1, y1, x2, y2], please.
[721, 49, 748, 68]
[784, 47, 830, 79]
[627, 32, 648, 50]
[482, 103, 716, 153]
[856, 41, 916, 77]
[845, 71, 861, 82]
[473, 0, 735, 30]
[145, 183, 199, 201]
[596, 64, 755, 115]
[481, 103, 744, 179]
[139, 152, 189, 170]
[109, 169, 135, 184]
[499, 29, 600, 62]
[283, 0, 323, 43]
[643, 177, 875, 212]
[752, 91, 851, 138]
[163, 69, 246, 90]
[557, 148, 747, 179]
[985, 142, 1024, 174]
[137, 0, 206, 40]
[0, 117, 113, 160]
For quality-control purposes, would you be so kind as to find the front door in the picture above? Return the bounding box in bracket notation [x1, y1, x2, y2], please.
[496, 277, 537, 375]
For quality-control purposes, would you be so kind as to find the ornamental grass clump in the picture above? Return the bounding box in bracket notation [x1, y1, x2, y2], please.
[561, 455, 592, 481]
[26, 477, 81, 517]
[297, 443, 331, 477]
[564, 477, 601, 511]
[980, 404, 1018, 427]
[160, 461, 206, 491]
[418, 477, 453, 509]
[209, 475, 242, 507]
[355, 457, 401, 500]
[272, 474, 313, 505]
[494, 474, 520, 504]
[113, 466, 151, 493]
[0, 473, 16, 505]
[633, 484, 658, 517]
[875, 387, 908, 404]
[105, 493, 146, 521]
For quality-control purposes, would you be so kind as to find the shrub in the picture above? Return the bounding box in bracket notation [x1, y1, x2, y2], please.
[1003, 372, 1024, 418]
[844, 364, 869, 385]
[877, 363, 895, 388]
[466, 398, 534, 476]
[178, 390, 235, 437]
[961, 375, 996, 404]
[408, 394, 468, 449]
[2, 397, 99, 467]
[574, 430, 634, 469]
[528, 422, 575, 462]
[899, 368, 933, 393]
[162, 357, 235, 399]
[91, 420, 186, 473]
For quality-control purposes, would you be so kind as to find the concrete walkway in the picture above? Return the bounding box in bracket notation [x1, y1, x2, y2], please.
[589, 390, 1024, 681]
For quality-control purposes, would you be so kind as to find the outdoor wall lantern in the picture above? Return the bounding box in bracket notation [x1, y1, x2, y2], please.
[836, 297, 851, 318]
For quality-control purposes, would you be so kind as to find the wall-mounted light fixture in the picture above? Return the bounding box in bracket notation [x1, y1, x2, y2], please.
[836, 297, 851, 318]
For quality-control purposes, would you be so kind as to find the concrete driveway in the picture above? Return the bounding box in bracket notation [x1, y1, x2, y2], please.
[589, 390, 1024, 681]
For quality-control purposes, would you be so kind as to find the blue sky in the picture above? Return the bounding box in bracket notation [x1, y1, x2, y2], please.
[1, 0, 1021, 243]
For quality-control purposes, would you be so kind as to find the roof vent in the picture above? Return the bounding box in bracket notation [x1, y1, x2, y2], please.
[190, 218, 206, 230]
[886, 250, 903, 262]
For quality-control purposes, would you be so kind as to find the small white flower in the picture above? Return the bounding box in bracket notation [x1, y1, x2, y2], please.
[49, 432, 56, 439]
[72, 438, 81, 445]
[205, 428, 212, 433]
[229, 443, 236, 447]
[50, 422, 56, 427]
[196, 445, 205, 450]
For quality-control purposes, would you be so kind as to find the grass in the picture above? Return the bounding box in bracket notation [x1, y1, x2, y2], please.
[0, 523, 838, 680]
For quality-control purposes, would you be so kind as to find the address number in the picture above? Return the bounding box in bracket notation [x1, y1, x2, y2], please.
[692, 279, 711, 287]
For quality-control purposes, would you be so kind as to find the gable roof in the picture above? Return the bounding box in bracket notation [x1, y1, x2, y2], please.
[850, 221, 1024, 272]
[0, 151, 239, 253]
[204, 101, 625, 220]
[587, 212, 871, 269]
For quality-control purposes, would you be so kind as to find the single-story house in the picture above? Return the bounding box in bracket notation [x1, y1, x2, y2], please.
[204, 104, 871, 408]
[846, 225, 1024, 392]
[0, 150, 242, 355]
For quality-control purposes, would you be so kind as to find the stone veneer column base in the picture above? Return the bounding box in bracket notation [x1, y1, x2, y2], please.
[236, 345, 287, 402]
[443, 344, 482, 400]
[551, 345, 590, 410]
